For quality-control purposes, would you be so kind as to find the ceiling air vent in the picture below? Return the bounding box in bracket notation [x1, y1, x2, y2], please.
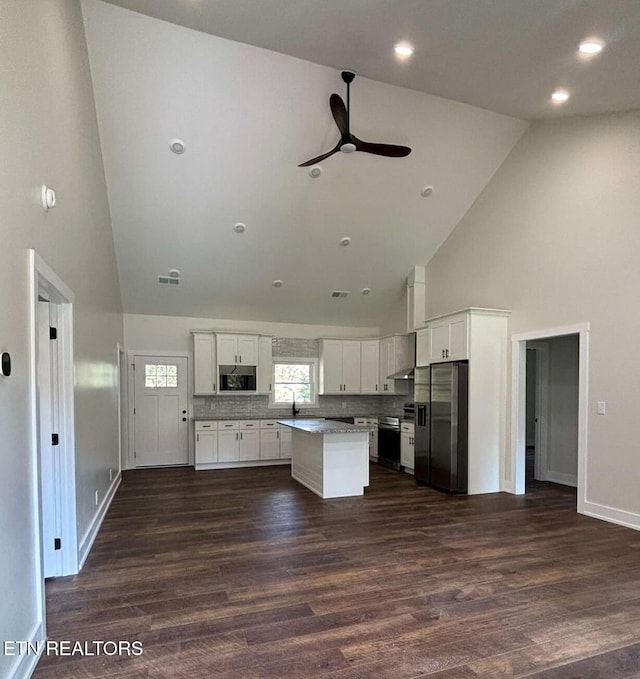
[331, 290, 349, 298]
[158, 275, 180, 285]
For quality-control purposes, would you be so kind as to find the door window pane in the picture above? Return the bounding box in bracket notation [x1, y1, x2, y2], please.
[145, 363, 178, 388]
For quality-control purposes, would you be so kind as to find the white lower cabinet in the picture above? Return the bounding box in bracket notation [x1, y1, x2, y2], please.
[400, 422, 415, 472]
[260, 429, 280, 460]
[355, 417, 378, 459]
[195, 419, 294, 468]
[279, 425, 292, 459]
[195, 422, 218, 467]
[239, 429, 260, 461]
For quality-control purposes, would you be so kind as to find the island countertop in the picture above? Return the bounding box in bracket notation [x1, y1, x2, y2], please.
[278, 419, 374, 435]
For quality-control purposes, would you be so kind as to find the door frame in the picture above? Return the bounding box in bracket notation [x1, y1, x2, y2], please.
[526, 341, 550, 482]
[117, 343, 127, 473]
[127, 350, 192, 469]
[29, 250, 79, 620]
[509, 322, 589, 513]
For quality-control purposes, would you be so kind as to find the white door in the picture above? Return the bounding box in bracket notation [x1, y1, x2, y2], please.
[321, 340, 343, 393]
[237, 335, 258, 365]
[341, 341, 361, 394]
[133, 355, 189, 466]
[38, 301, 62, 578]
[360, 340, 379, 394]
[216, 334, 238, 364]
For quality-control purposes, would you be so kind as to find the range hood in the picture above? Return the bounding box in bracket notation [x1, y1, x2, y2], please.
[388, 367, 415, 380]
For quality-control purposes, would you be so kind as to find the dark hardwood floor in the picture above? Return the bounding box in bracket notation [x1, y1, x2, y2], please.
[35, 464, 640, 678]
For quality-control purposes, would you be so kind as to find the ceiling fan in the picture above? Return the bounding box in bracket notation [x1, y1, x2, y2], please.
[299, 71, 412, 167]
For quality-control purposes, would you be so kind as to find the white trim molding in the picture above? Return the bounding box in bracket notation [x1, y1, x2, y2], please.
[582, 500, 640, 532]
[5, 620, 44, 679]
[79, 472, 122, 569]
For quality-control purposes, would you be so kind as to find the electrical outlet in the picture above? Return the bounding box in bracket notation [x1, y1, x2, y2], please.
[597, 401, 606, 415]
[95, 490, 99, 506]
[342, 401, 347, 409]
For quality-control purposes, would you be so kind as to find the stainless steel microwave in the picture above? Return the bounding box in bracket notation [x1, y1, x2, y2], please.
[219, 365, 257, 392]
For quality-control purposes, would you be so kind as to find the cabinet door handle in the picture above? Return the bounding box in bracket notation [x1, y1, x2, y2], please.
[197, 434, 199, 443]
[277, 431, 279, 439]
[240, 432, 243, 440]
[239, 355, 242, 364]
[269, 383, 272, 392]
[212, 383, 216, 393]
[375, 384, 378, 391]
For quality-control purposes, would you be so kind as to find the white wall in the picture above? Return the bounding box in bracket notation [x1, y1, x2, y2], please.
[0, 2, 122, 674]
[124, 313, 380, 351]
[425, 109, 640, 524]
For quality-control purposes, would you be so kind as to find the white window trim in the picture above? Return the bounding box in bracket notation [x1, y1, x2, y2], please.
[268, 357, 319, 409]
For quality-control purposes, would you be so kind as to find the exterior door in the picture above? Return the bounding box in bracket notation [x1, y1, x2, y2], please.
[133, 355, 189, 466]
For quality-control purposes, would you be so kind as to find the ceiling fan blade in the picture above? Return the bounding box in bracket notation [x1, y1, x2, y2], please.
[298, 141, 341, 167]
[330, 94, 349, 136]
[353, 136, 412, 158]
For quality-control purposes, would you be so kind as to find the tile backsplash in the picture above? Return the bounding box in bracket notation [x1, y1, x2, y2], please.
[193, 337, 407, 420]
[193, 394, 404, 420]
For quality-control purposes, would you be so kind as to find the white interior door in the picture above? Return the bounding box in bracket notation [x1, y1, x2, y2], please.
[133, 355, 189, 466]
[37, 300, 62, 578]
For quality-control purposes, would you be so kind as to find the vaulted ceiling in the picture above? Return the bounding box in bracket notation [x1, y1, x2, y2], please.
[82, 0, 638, 327]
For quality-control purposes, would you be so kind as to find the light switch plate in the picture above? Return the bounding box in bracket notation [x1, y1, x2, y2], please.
[597, 401, 606, 415]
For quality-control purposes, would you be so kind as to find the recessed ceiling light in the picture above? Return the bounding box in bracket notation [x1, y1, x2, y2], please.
[339, 236, 351, 247]
[308, 165, 322, 178]
[272, 279, 283, 288]
[169, 139, 186, 154]
[421, 185, 434, 198]
[578, 39, 604, 55]
[361, 287, 371, 295]
[551, 89, 570, 104]
[394, 42, 414, 58]
[233, 222, 246, 233]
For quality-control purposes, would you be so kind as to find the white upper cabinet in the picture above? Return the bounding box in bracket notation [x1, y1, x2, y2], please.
[360, 340, 380, 394]
[257, 336, 273, 395]
[192, 332, 217, 395]
[379, 335, 409, 395]
[319, 339, 361, 394]
[428, 312, 468, 363]
[216, 333, 259, 365]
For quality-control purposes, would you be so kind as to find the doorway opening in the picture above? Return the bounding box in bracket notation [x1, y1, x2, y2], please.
[29, 251, 78, 628]
[510, 323, 589, 512]
[525, 336, 579, 493]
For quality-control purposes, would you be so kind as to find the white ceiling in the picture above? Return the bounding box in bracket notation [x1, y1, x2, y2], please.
[100, 0, 640, 120]
[82, 1, 640, 328]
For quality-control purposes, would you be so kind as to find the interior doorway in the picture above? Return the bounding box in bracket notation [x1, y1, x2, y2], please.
[511, 323, 589, 512]
[29, 250, 79, 608]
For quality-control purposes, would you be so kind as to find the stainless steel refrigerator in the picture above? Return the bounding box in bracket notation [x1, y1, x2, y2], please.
[414, 361, 469, 493]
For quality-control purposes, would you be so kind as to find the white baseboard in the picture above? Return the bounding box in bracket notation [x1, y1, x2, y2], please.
[195, 459, 290, 471]
[78, 472, 121, 569]
[6, 620, 44, 679]
[582, 500, 640, 532]
[545, 470, 577, 487]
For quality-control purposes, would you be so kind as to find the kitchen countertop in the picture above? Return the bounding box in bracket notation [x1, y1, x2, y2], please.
[278, 419, 374, 435]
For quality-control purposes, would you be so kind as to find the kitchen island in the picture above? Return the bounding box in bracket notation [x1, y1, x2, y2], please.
[278, 419, 372, 499]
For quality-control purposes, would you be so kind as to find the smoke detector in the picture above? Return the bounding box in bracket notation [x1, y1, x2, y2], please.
[331, 290, 349, 298]
[169, 139, 186, 154]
